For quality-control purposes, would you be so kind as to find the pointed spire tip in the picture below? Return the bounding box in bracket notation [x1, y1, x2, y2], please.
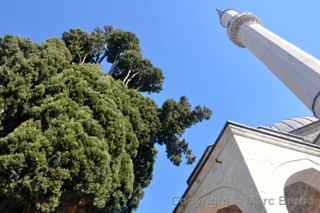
[216, 8, 224, 18]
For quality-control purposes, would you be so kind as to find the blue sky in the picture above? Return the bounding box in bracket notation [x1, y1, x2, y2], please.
[0, 0, 318, 212]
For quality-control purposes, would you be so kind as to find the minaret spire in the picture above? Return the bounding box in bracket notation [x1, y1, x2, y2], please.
[216, 8, 223, 19]
[219, 9, 320, 117]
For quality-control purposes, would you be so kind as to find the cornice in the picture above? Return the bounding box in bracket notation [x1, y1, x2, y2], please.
[228, 122, 320, 157]
[227, 13, 261, 47]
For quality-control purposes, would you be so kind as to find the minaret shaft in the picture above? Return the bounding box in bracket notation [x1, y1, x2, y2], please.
[240, 22, 320, 114]
[219, 10, 320, 117]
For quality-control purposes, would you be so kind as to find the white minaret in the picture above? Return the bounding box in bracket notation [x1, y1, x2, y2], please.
[218, 9, 320, 117]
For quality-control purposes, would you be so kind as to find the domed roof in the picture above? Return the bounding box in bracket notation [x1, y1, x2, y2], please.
[270, 116, 318, 133]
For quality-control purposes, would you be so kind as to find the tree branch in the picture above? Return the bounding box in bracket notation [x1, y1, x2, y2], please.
[108, 60, 119, 74]
[80, 54, 88, 65]
[125, 71, 140, 87]
[77, 52, 82, 64]
[122, 70, 132, 86]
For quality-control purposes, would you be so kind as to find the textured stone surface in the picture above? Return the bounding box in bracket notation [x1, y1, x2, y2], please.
[285, 182, 320, 213]
[217, 205, 243, 213]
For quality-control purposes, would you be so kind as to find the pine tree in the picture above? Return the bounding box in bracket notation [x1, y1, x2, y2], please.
[0, 27, 212, 212]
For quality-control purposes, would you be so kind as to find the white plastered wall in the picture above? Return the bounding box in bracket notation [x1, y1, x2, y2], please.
[178, 124, 320, 213]
[180, 126, 266, 213]
[232, 125, 320, 213]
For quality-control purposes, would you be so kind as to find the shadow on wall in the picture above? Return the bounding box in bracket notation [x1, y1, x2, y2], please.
[188, 132, 267, 213]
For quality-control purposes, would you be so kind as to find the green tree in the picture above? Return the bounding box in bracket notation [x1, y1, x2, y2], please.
[0, 27, 211, 213]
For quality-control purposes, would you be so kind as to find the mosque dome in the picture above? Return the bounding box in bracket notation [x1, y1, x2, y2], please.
[269, 116, 318, 133]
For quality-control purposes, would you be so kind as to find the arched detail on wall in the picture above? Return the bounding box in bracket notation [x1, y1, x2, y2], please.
[191, 185, 265, 213]
[273, 158, 320, 175]
[199, 204, 243, 213]
[285, 168, 320, 213]
[272, 158, 320, 187]
[285, 168, 320, 190]
[217, 205, 243, 213]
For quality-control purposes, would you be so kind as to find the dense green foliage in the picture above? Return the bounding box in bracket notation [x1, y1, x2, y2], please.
[0, 27, 211, 212]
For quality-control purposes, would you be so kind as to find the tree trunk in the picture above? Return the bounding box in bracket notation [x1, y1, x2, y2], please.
[61, 205, 86, 213]
[0, 196, 89, 213]
[59, 198, 89, 213]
